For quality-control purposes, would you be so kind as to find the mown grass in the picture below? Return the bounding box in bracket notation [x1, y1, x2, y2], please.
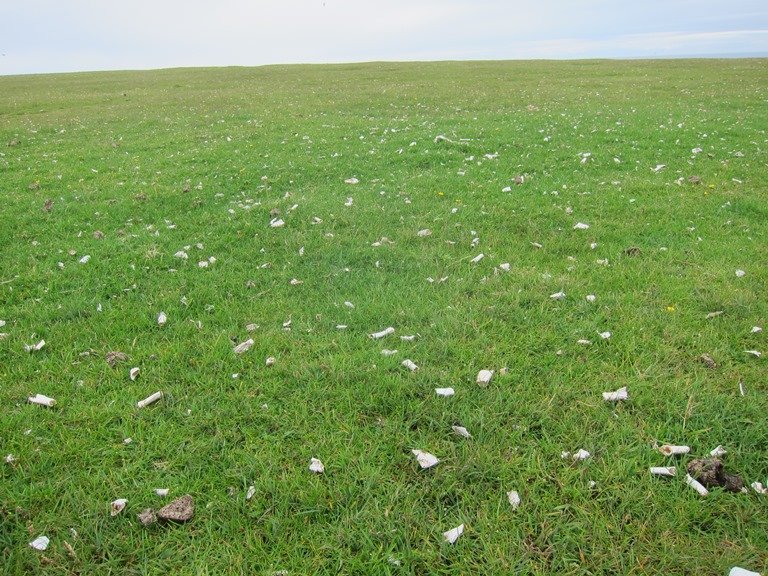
[1, 59, 767, 575]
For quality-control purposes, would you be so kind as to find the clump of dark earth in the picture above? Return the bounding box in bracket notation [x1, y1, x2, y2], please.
[623, 246, 642, 256]
[158, 494, 195, 522]
[699, 353, 717, 369]
[106, 351, 128, 367]
[687, 459, 744, 493]
[137, 508, 157, 526]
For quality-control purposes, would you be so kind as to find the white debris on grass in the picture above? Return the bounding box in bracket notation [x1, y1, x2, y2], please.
[660, 445, 690, 456]
[417, 229, 432, 237]
[735, 269, 746, 277]
[78, 254, 91, 264]
[402, 359, 419, 371]
[111, 499, 128, 516]
[586, 294, 596, 302]
[233, 339, 254, 354]
[602, 386, 628, 402]
[470, 253, 484, 264]
[685, 474, 709, 496]
[550, 291, 566, 300]
[650, 466, 677, 477]
[154, 488, 170, 497]
[709, 445, 727, 457]
[751, 482, 767, 495]
[136, 391, 163, 408]
[573, 222, 590, 230]
[412, 449, 439, 469]
[29, 536, 50, 551]
[751, 326, 762, 333]
[562, 449, 591, 461]
[744, 350, 761, 358]
[28, 394, 56, 407]
[507, 490, 521, 510]
[246, 486, 256, 500]
[435, 388, 455, 397]
[381, 349, 398, 356]
[129, 367, 140, 381]
[369, 327, 395, 339]
[476, 370, 494, 387]
[309, 458, 325, 473]
[157, 312, 167, 326]
[729, 568, 762, 576]
[265, 357, 276, 366]
[597, 330, 611, 339]
[452, 426, 472, 438]
[344, 177, 359, 184]
[24, 339, 46, 352]
[443, 524, 464, 544]
[270, 218, 285, 228]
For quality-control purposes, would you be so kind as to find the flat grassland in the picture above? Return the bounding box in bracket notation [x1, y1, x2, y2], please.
[1, 59, 767, 575]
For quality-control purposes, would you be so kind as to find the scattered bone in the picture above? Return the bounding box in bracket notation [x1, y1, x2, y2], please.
[685, 474, 709, 496]
[28, 394, 56, 407]
[265, 357, 276, 366]
[344, 301, 355, 308]
[369, 327, 395, 339]
[138, 509, 157, 526]
[602, 386, 628, 401]
[705, 310, 724, 320]
[246, 323, 259, 332]
[729, 568, 761, 576]
[29, 536, 50, 551]
[586, 294, 596, 302]
[735, 269, 746, 278]
[154, 488, 169, 496]
[562, 449, 591, 461]
[309, 458, 325, 473]
[246, 486, 256, 500]
[650, 466, 677, 477]
[652, 164, 667, 173]
[269, 218, 285, 228]
[751, 326, 762, 333]
[744, 350, 761, 358]
[470, 253, 484, 263]
[452, 426, 471, 438]
[751, 482, 767, 495]
[402, 359, 419, 371]
[660, 445, 690, 456]
[400, 335, 416, 341]
[550, 291, 566, 300]
[699, 354, 717, 369]
[507, 490, 521, 510]
[289, 278, 303, 285]
[106, 351, 128, 366]
[78, 255, 91, 264]
[158, 494, 195, 522]
[129, 367, 140, 381]
[709, 445, 727, 457]
[435, 388, 455, 397]
[443, 524, 464, 544]
[573, 222, 590, 230]
[687, 458, 744, 493]
[24, 339, 46, 352]
[476, 370, 494, 387]
[344, 178, 359, 184]
[577, 339, 592, 345]
[412, 449, 439, 469]
[597, 331, 611, 339]
[111, 499, 128, 516]
[233, 339, 254, 354]
[381, 349, 398, 356]
[157, 312, 167, 326]
[137, 391, 163, 408]
[530, 242, 543, 249]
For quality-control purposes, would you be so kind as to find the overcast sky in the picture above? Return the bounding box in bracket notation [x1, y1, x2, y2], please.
[1, 0, 767, 75]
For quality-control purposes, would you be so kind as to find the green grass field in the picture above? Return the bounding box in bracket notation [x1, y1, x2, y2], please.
[1, 59, 767, 575]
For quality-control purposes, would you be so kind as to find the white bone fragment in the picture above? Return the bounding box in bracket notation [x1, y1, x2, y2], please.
[597, 330, 611, 339]
[751, 326, 762, 333]
[417, 229, 432, 237]
[269, 218, 285, 228]
[6, 454, 16, 463]
[476, 370, 494, 387]
[174, 251, 188, 259]
[344, 197, 354, 206]
[233, 339, 254, 354]
[154, 488, 169, 496]
[28, 394, 56, 407]
[577, 339, 592, 345]
[137, 391, 163, 408]
[24, 339, 46, 352]
[744, 350, 761, 358]
[572, 449, 591, 460]
[265, 357, 276, 366]
[129, 367, 140, 381]
[344, 301, 355, 308]
[79, 255, 91, 264]
[435, 387, 455, 397]
[336, 325, 347, 330]
[652, 164, 667, 173]
[531, 242, 543, 248]
[309, 458, 325, 473]
[443, 524, 464, 544]
[369, 327, 395, 339]
[402, 359, 419, 371]
[507, 490, 521, 510]
[246, 323, 259, 332]
[686, 474, 709, 496]
[735, 269, 746, 277]
[29, 536, 49, 551]
[729, 568, 761, 576]
[157, 312, 167, 326]
[499, 263, 510, 271]
[751, 482, 767, 495]
[650, 466, 677, 477]
[400, 335, 416, 341]
[198, 260, 209, 268]
[111, 498, 128, 516]
[246, 486, 256, 500]
[344, 178, 359, 184]
[289, 278, 303, 285]
[550, 291, 566, 299]
[709, 445, 727, 457]
[586, 294, 596, 302]
[573, 222, 590, 230]
[123, 438, 132, 444]
[602, 386, 628, 401]
[412, 449, 439, 469]
[470, 253, 484, 263]
[381, 349, 398, 356]
[660, 445, 690, 456]
[452, 426, 471, 438]
[740, 381, 746, 396]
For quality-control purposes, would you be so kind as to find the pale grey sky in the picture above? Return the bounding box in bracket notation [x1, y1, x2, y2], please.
[1, 0, 767, 75]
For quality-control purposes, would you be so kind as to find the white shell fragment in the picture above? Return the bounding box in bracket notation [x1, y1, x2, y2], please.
[269, 218, 285, 228]
[157, 312, 167, 326]
[28, 394, 56, 407]
[735, 269, 746, 277]
[476, 369, 494, 387]
[597, 330, 611, 340]
[137, 391, 163, 408]
[233, 339, 254, 354]
[660, 445, 690, 457]
[412, 449, 439, 469]
[24, 339, 46, 352]
[550, 291, 566, 300]
[602, 386, 628, 402]
[29, 536, 50, 551]
[246, 486, 256, 500]
[586, 294, 596, 302]
[435, 387, 455, 397]
[309, 458, 325, 474]
[129, 367, 140, 381]
[265, 357, 276, 366]
[709, 445, 727, 457]
[154, 488, 170, 497]
[751, 326, 762, 333]
[573, 222, 590, 230]
[111, 498, 128, 516]
[402, 359, 419, 371]
[369, 327, 395, 339]
[650, 466, 677, 477]
[78, 254, 91, 264]
[443, 524, 464, 544]
[685, 474, 709, 496]
[750, 482, 767, 495]
[507, 490, 522, 510]
[452, 426, 472, 438]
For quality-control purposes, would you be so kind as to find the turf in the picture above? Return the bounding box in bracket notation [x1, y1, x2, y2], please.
[1, 59, 767, 575]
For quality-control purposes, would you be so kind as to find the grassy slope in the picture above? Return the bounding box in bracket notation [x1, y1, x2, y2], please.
[1, 60, 767, 575]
